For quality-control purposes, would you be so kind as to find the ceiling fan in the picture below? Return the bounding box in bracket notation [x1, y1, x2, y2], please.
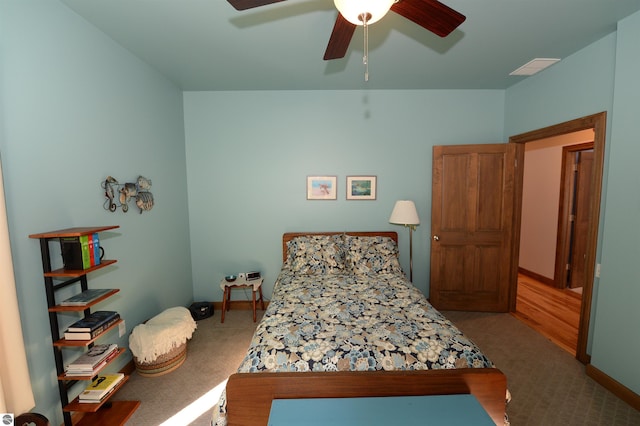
[226, 0, 466, 60]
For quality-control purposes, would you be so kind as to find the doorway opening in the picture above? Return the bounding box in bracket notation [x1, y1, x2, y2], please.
[513, 134, 593, 355]
[509, 112, 606, 364]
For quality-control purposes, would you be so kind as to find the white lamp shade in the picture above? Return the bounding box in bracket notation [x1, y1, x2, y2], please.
[334, 0, 395, 26]
[389, 200, 420, 225]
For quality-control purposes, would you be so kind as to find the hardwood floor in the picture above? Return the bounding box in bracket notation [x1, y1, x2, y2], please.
[512, 273, 581, 355]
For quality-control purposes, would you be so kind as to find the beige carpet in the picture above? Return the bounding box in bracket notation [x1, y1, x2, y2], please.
[113, 308, 640, 425]
[113, 309, 263, 426]
[443, 311, 640, 426]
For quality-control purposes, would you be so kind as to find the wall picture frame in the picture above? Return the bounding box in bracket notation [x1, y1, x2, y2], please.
[307, 176, 337, 200]
[346, 176, 377, 200]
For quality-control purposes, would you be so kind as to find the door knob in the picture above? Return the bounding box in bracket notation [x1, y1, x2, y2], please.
[433, 235, 439, 241]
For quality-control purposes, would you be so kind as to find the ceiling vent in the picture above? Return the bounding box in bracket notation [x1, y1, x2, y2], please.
[510, 58, 560, 76]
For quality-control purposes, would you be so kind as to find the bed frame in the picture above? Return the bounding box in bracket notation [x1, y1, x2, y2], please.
[224, 232, 507, 425]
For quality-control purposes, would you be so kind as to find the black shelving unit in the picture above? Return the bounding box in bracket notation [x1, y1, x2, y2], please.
[29, 226, 139, 426]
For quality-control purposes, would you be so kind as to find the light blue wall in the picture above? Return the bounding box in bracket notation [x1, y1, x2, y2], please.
[504, 33, 617, 137]
[505, 11, 640, 395]
[184, 90, 505, 301]
[589, 10, 640, 395]
[1, 1, 192, 423]
[3, 0, 639, 422]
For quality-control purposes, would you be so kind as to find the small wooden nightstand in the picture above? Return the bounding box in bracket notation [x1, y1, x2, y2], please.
[220, 277, 265, 323]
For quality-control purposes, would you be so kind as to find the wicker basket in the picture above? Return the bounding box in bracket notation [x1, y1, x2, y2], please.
[133, 342, 187, 377]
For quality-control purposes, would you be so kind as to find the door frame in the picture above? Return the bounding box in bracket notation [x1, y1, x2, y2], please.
[508, 112, 606, 364]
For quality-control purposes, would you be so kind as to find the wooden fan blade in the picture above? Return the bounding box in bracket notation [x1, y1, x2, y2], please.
[323, 14, 357, 60]
[227, 0, 286, 11]
[391, 0, 466, 37]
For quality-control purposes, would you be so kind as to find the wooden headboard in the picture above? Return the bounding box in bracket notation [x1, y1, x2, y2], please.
[282, 232, 398, 262]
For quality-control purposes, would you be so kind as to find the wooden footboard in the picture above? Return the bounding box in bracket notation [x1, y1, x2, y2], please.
[226, 368, 507, 425]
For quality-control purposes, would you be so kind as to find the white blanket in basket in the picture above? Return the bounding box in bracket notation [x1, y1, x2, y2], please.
[129, 306, 197, 363]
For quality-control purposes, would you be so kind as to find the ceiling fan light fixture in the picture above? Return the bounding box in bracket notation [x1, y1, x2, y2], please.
[334, 0, 396, 26]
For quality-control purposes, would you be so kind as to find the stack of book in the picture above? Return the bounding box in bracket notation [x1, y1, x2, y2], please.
[60, 288, 113, 307]
[65, 343, 119, 377]
[78, 373, 125, 403]
[60, 233, 101, 270]
[64, 311, 120, 341]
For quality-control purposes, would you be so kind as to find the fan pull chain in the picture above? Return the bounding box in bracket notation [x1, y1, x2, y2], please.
[360, 13, 369, 82]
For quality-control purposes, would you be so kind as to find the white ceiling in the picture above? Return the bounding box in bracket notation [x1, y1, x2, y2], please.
[60, 0, 640, 91]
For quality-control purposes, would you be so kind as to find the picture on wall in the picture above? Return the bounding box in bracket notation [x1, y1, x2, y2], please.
[307, 176, 337, 200]
[346, 176, 377, 200]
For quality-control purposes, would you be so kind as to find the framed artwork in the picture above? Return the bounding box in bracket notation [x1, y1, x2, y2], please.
[307, 176, 337, 200]
[346, 176, 377, 200]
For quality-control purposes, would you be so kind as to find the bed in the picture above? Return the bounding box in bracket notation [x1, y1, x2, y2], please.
[213, 232, 507, 425]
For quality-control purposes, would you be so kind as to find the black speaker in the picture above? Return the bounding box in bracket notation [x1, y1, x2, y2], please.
[189, 302, 214, 321]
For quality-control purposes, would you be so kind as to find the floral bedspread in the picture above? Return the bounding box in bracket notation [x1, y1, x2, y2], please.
[212, 270, 494, 425]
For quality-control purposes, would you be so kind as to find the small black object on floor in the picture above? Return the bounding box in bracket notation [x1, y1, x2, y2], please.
[189, 302, 214, 321]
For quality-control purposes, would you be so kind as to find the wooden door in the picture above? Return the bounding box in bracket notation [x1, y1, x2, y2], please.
[430, 144, 517, 312]
[556, 143, 595, 289]
[567, 150, 594, 289]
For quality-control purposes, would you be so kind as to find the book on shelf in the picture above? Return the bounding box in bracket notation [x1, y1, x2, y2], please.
[78, 373, 124, 402]
[67, 311, 119, 332]
[65, 355, 119, 376]
[64, 316, 120, 340]
[65, 343, 118, 371]
[80, 235, 91, 269]
[66, 361, 112, 376]
[65, 349, 119, 376]
[88, 234, 95, 267]
[59, 289, 113, 306]
[79, 383, 119, 403]
[93, 233, 101, 266]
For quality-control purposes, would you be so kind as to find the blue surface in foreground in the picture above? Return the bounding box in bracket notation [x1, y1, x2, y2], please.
[268, 394, 495, 425]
